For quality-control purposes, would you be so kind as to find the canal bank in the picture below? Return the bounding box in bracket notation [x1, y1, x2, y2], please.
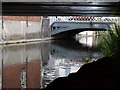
[0, 38, 52, 45]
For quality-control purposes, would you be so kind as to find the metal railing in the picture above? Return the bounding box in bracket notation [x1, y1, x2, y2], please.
[49, 16, 118, 25]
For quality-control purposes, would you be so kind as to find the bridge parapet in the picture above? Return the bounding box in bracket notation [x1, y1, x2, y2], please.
[49, 16, 118, 25]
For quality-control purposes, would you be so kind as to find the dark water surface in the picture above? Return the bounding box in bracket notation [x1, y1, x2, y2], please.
[0, 37, 104, 89]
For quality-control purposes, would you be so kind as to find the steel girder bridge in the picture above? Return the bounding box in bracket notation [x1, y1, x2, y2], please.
[1, 2, 120, 16]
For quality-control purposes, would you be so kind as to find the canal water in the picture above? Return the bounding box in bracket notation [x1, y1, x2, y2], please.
[0, 36, 104, 89]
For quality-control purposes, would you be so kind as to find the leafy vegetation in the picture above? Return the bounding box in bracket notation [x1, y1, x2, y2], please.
[100, 24, 120, 56]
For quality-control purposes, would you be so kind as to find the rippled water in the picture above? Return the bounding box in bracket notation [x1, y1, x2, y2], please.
[0, 36, 104, 89]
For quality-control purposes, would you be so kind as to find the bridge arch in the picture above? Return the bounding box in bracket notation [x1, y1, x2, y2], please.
[51, 21, 114, 39]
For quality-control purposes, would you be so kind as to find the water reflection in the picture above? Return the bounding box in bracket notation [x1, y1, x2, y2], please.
[43, 39, 104, 88]
[0, 36, 104, 89]
[0, 43, 43, 89]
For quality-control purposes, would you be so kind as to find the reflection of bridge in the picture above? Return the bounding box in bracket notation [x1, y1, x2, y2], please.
[51, 40, 104, 59]
[51, 22, 114, 39]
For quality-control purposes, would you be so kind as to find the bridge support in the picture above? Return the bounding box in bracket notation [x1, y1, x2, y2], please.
[41, 18, 51, 38]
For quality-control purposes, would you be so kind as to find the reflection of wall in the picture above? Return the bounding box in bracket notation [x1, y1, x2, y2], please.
[0, 46, 3, 74]
[0, 46, 3, 90]
[3, 43, 42, 66]
[27, 59, 41, 88]
[3, 63, 26, 88]
[41, 42, 51, 65]
[3, 59, 41, 88]
[3, 45, 26, 66]
[0, 42, 50, 89]
[0, 41, 50, 70]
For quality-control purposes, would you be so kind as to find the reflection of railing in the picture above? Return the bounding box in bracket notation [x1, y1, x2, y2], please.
[20, 68, 27, 89]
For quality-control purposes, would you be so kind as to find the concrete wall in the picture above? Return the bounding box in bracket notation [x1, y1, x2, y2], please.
[0, 16, 51, 42]
[41, 18, 51, 38]
[1, 20, 42, 40]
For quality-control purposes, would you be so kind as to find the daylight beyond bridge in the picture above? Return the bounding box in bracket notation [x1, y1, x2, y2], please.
[51, 21, 114, 39]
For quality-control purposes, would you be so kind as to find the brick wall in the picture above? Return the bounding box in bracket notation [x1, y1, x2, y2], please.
[3, 16, 42, 22]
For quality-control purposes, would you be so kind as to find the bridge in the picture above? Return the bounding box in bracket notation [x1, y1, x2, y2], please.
[2, 2, 120, 16]
[50, 16, 115, 39]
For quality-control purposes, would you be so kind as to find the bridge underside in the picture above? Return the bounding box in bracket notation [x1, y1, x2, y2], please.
[51, 22, 113, 39]
[51, 28, 105, 39]
[2, 2, 120, 16]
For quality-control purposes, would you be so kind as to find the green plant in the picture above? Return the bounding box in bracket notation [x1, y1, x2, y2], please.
[100, 24, 120, 56]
